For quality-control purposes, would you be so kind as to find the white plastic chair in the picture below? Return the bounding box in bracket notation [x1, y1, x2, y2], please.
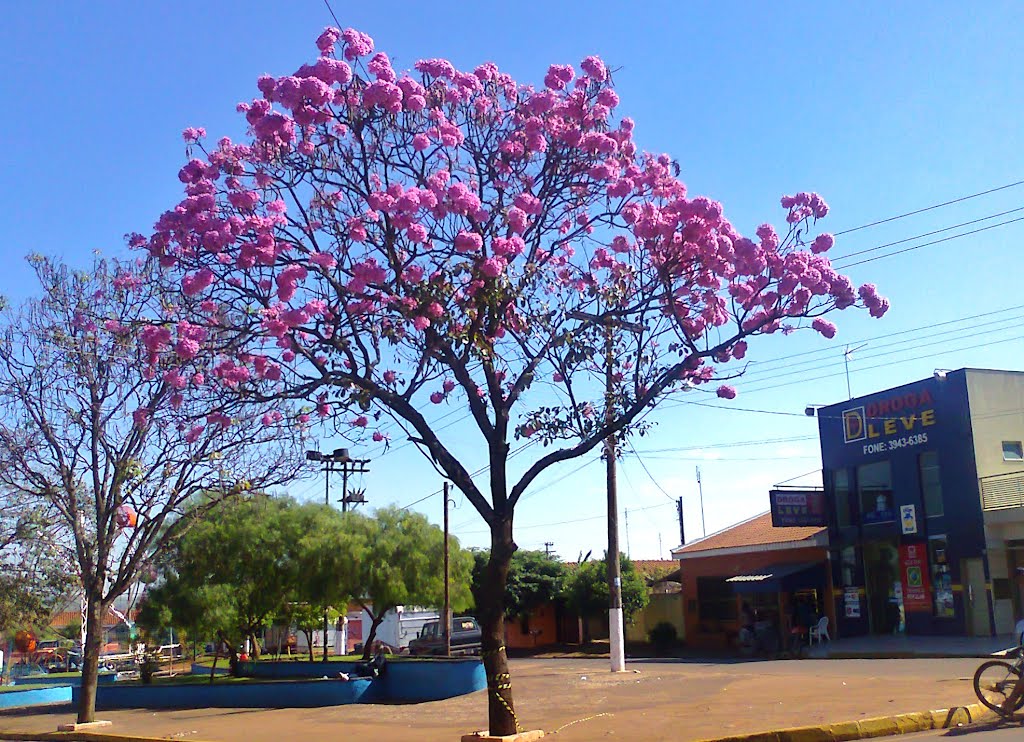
[809, 616, 830, 645]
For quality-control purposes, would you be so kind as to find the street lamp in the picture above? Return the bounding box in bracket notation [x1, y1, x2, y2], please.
[567, 309, 642, 674]
[305, 447, 372, 660]
[305, 448, 371, 512]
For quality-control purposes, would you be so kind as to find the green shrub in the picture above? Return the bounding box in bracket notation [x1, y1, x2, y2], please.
[649, 621, 678, 654]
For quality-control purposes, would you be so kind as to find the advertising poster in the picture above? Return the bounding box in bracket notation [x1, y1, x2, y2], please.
[844, 588, 861, 618]
[899, 543, 932, 612]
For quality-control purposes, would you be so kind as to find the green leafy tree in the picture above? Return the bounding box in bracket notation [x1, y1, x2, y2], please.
[140, 495, 301, 674]
[471, 549, 567, 619]
[285, 503, 364, 661]
[564, 553, 649, 643]
[347, 507, 472, 660]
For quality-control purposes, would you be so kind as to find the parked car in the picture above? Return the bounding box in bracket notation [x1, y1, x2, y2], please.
[408, 616, 481, 656]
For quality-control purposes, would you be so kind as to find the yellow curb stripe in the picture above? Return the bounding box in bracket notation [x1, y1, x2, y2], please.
[690, 702, 991, 742]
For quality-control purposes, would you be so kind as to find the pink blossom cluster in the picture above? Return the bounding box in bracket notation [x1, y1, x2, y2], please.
[131, 25, 889, 442]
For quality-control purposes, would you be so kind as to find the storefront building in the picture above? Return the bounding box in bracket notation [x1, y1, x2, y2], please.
[670, 512, 832, 649]
[817, 368, 1024, 639]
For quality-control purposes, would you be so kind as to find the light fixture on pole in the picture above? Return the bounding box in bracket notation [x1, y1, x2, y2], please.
[567, 309, 642, 674]
[305, 446, 372, 661]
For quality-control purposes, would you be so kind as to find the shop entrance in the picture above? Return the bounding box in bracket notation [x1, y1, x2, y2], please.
[962, 558, 990, 637]
[863, 540, 904, 634]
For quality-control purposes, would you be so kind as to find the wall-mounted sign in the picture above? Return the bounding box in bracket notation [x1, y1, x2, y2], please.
[899, 543, 932, 613]
[844, 588, 861, 618]
[769, 489, 828, 527]
[900, 505, 918, 535]
[842, 386, 937, 457]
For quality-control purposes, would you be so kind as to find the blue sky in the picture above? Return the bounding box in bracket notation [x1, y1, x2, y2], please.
[3, 1, 1023, 560]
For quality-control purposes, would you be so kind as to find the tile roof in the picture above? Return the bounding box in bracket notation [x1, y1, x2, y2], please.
[631, 559, 680, 579]
[673, 512, 825, 555]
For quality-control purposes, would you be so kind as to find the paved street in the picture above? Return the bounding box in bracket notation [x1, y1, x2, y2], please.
[907, 720, 1024, 740]
[0, 657, 989, 741]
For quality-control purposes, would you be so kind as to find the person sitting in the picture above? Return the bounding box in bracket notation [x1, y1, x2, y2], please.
[352, 641, 389, 679]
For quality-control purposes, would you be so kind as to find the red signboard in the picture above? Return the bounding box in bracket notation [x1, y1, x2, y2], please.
[899, 543, 932, 613]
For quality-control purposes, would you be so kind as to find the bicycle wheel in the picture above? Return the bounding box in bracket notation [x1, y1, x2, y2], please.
[973, 659, 1024, 714]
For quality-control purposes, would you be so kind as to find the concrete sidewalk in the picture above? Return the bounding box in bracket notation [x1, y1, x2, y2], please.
[808, 633, 1020, 659]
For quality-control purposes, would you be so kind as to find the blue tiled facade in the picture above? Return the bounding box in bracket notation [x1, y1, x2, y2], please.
[817, 370, 990, 638]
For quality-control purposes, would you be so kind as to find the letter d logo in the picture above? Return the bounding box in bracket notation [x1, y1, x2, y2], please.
[843, 407, 866, 443]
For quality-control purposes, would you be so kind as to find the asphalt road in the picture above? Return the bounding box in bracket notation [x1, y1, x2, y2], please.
[908, 720, 1024, 740]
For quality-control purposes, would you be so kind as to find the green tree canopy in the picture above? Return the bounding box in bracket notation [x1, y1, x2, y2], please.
[471, 549, 567, 619]
[564, 553, 649, 629]
[346, 507, 472, 659]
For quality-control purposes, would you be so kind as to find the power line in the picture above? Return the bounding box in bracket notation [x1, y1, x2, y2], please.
[397, 439, 538, 510]
[830, 205, 1024, 263]
[454, 500, 674, 536]
[322, 0, 342, 28]
[774, 468, 823, 486]
[632, 434, 816, 454]
[735, 304, 1024, 376]
[833, 179, 1024, 236]
[625, 441, 676, 503]
[833, 215, 1024, 270]
[737, 313, 1024, 386]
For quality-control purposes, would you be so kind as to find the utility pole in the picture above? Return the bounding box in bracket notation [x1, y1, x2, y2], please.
[544, 542, 554, 558]
[568, 309, 640, 674]
[676, 497, 685, 546]
[696, 466, 706, 538]
[602, 322, 626, 673]
[306, 447, 371, 661]
[442, 481, 452, 658]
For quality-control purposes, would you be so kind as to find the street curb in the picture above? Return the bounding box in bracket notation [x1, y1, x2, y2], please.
[0, 732, 206, 742]
[690, 702, 990, 742]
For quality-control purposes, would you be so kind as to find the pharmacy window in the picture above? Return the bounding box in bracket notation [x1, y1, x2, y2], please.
[1002, 441, 1024, 461]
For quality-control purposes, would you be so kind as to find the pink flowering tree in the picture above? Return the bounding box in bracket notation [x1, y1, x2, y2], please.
[137, 26, 887, 735]
[0, 256, 305, 722]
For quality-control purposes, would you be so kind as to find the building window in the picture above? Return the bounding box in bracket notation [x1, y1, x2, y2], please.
[841, 546, 858, 587]
[696, 577, 738, 622]
[929, 536, 954, 618]
[833, 469, 852, 528]
[857, 461, 894, 524]
[1003, 441, 1024, 461]
[918, 452, 944, 518]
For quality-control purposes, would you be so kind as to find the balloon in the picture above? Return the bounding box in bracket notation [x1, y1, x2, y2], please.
[115, 505, 138, 529]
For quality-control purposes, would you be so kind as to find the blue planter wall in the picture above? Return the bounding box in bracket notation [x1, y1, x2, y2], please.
[75, 678, 375, 710]
[383, 658, 486, 702]
[13, 673, 117, 687]
[43, 657, 488, 711]
[0, 685, 73, 709]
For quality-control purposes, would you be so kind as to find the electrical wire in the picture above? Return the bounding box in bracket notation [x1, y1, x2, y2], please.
[830, 205, 1024, 263]
[833, 179, 1024, 236]
[833, 215, 1024, 270]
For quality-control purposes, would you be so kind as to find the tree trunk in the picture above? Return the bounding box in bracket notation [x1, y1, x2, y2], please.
[361, 613, 385, 661]
[302, 629, 315, 663]
[209, 645, 219, 684]
[477, 518, 518, 737]
[77, 594, 105, 723]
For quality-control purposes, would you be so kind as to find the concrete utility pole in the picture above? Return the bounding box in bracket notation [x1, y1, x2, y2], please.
[676, 496, 685, 546]
[442, 481, 452, 658]
[696, 466, 706, 538]
[568, 309, 642, 674]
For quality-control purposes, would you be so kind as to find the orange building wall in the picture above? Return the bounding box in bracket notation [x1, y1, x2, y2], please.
[504, 603, 559, 649]
[680, 546, 833, 649]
